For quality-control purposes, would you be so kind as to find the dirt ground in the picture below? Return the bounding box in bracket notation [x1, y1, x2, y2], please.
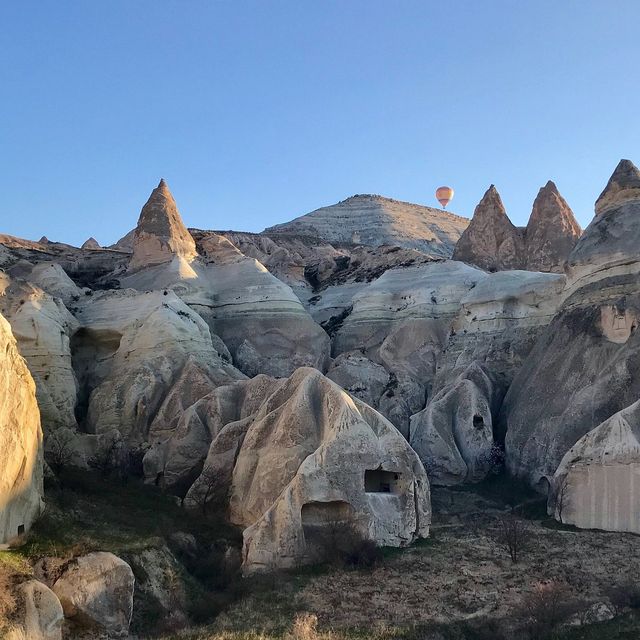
[215, 481, 640, 637]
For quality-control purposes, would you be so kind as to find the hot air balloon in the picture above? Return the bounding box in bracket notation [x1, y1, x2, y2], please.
[435, 186, 454, 209]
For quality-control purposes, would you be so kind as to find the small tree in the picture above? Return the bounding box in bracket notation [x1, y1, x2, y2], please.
[519, 581, 579, 639]
[45, 429, 76, 477]
[496, 514, 532, 564]
[88, 432, 124, 479]
[187, 466, 223, 516]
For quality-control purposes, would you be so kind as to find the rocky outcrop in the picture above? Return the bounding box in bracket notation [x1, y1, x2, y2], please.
[524, 181, 581, 272]
[122, 230, 330, 378]
[452, 186, 524, 272]
[52, 552, 135, 638]
[81, 237, 100, 250]
[265, 194, 468, 258]
[73, 289, 243, 444]
[594, 158, 640, 216]
[128, 179, 197, 271]
[17, 580, 64, 640]
[453, 183, 580, 273]
[186, 368, 430, 572]
[502, 160, 640, 490]
[0, 274, 79, 432]
[550, 400, 640, 534]
[0, 312, 44, 544]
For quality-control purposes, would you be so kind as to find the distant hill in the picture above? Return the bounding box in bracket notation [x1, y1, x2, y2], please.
[264, 194, 469, 258]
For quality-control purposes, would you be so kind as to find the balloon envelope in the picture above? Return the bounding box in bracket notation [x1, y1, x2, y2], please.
[435, 186, 454, 208]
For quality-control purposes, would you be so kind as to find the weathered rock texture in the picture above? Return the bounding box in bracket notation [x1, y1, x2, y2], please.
[453, 183, 581, 273]
[452, 186, 524, 272]
[129, 179, 197, 271]
[0, 312, 44, 544]
[81, 237, 100, 250]
[52, 552, 135, 637]
[186, 368, 430, 572]
[265, 194, 468, 257]
[594, 158, 640, 216]
[502, 160, 640, 492]
[17, 580, 64, 640]
[550, 400, 640, 534]
[524, 180, 581, 272]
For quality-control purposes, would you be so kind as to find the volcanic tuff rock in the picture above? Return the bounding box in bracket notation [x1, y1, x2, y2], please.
[452, 186, 524, 272]
[502, 159, 640, 491]
[52, 552, 135, 637]
[0, 311, 43, 544]
[185, 367, 430, 572]
[453, 182, 581, 273]
[0, 273, 79, 431]
[594, 158, 640, 216]
[80, 237, 100, 250]
[16, 580, 64, 640]
[265, 194, 469, 258]
[524, 180, 581, 271]
[128, 179, 197, 271]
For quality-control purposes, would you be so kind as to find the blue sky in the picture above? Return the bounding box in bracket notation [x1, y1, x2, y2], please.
[1, 1, 639, 246]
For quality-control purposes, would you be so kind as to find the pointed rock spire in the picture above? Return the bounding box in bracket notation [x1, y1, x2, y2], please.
[81, 237, 101, 250]
[524, 180, 581, 272]
[595, 159, 640, 216]
[452, 185, 524, 272]
[129, 179, 197, 270]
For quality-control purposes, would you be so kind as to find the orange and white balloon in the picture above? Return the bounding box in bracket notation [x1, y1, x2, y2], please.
[435, 186, 454, 209]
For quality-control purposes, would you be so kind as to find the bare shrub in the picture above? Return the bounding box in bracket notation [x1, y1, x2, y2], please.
[606, 580, 640, 613]
[288, 612, 319, 640]
[518, 581, 580, 639]
[316, 520, 382, 569]
[495, 514, 532, 563]
[88, 432, 125, 479]
[186, 467, 226, 516]
[45, 428, 76, 476]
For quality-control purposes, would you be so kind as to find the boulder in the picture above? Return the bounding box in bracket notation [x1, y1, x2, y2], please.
[52, 552, 135, 637]
[17, 580, 64, 640]
[0, 311, 44, 544]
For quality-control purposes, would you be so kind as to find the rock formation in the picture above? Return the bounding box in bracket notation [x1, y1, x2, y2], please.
[0, 311, 44, 544]
[453, 182, 581, 273]
[185, 368, 430, 572]
[265, 194, 469, 257]
[452, 186, 524, 272]
[80, 237, 100, 250]
[502, 159, 640, 491]
[524, 180, 581, 272]
[128, 179, 197, 271]
[550, 400, 640, 534]
[594, 158, 640, 216]
[17, 580, 64, 640]
[52, 552, 135, 637]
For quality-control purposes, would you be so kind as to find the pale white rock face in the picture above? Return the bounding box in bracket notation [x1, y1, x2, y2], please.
[73, 289, 243, 443]
[17, 580, 64, 640]
[121, 233, 330, 378]
[144, 374, 278, 493]
[331, 261, 487, 435]
[410, 363, 496, 485]
[551, 400, 640, 534]
[327, 351, 390, 410]
[52, 552, 135, 638]
[0, 274, 79, 431]
[187, 368, 430, 573]
[128, 179, 197, 271]
[0, 312, 44, 544]
[265, 194, 468, 258]
[22, 262, 83, 306]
